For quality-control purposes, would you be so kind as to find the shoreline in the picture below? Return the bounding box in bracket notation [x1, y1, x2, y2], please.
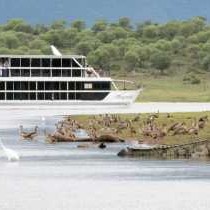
[45, 112, 210, 145]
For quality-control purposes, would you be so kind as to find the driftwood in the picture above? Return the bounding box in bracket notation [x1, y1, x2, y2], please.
[46, 133, 124, 143]
[46, 133, 92, 143]
[95, 134, 125, 143]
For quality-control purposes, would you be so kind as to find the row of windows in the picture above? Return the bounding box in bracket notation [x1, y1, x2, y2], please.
[9, 58, 85, 68]
[0, 82, 111, 91]
[0, 92, 109, 101]
[5, 69, 83, 77]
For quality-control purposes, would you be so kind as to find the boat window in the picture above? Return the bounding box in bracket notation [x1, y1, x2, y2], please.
[21, 82, 29, 90]
[52, 69, 61, 77]
[21, 93, 29, 100]
[62, 69, 71, 77]
[72, 69, 81, 77]
[52, 59, 61, 67]
[61, 93, 67, 100]
[45, 92, 52, 100]
[0, 58, 9, 67]
[68, 93, 75, 100]
[29, 82, 36, 90]
[37, 93, 44, 100]
[78, 92, 109, 100]
[21, 58, 30, 67]
[45, 82, 53, 90]
[6, 93, 13, 100]
[72, 59, 80, 67]
[101, 82, 111, 90]
[6, 82, 13, 90]
[11, 69, 20, 76]
[62, 59, 71, 67]
[76, 82, 82, 90]
[54, 92, 60, 100]
[42, 59, 51, 67]
[11, 58, 20, 67]
[29, 93, 36, 100]
[14, 82, 21, 90]
[0, 93, 5, 100]
[0, 58, 9, 77]
[37, 82, 44, 90]
[31, 58, 41, 67]
[60, 82, 67, 90]
[93, 82, 101, 90]
[0, 82, 5, 90]
[53, 82, 59, 90]
[42, 69, 51, 77]
[31, 69, 41, 77]
[21, 69, 30, 77]
[14, 92, 21, 100]
[84, 83, 92, 89]
[75, 93, 81, 100]
[68, 82, 75, 90]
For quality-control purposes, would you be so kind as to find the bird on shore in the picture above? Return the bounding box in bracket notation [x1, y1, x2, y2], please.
[0, 138, 20, 161]
[132, 114, 141, 122]
[187, 118, 199, 135]
[198, 116, 208, 129]
[19, 125, 38, 140]
[172, 126, 188, 136]
[167, 122, 185, 132]
[166, 113, 173, 118]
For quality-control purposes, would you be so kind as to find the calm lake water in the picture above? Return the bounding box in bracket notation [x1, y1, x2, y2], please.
[0, 116, 210, 210]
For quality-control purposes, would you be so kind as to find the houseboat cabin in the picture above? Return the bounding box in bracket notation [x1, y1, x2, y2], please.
[0, 55, 111, 101]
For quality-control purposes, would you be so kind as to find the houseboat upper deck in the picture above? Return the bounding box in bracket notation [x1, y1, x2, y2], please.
[0, 47, 141, 105]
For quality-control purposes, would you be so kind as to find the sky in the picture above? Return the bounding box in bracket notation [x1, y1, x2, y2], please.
[0, 0, 210, 25]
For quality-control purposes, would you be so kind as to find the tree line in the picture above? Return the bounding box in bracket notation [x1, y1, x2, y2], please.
[0, 17, 210, 76]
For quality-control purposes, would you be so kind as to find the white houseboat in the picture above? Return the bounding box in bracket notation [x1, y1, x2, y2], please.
[0, 46, 141, 106]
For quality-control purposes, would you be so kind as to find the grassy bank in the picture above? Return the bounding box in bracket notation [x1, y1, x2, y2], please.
[115, 73, 210, 102]
[72, 112, 210, 145]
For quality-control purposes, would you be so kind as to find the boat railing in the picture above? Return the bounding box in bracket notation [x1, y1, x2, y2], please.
[111, 79, 142, 91]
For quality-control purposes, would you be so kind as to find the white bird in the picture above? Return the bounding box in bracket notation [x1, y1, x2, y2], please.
[0, 139, 20, 161]
[41, 116, 46, 122]
[41, 116, 47, 135]
[41, 116, 46, 127]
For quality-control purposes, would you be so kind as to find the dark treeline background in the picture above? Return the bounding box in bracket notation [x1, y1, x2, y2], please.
[0, 17, 210, 79]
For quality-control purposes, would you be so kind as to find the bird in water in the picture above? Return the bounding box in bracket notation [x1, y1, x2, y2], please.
[19, 125, 38, 140]
[98, 143, 106, 149]
[41, 116, 47, 135]
[41, 116, 46, 126]
[0, 138, 20, 161]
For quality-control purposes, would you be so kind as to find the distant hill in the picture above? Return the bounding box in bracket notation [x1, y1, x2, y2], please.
[0, 0, 210, 25]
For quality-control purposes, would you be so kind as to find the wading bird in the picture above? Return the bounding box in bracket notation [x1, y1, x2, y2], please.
[19, 125, 38, 140]
[0, 138, 20, 161]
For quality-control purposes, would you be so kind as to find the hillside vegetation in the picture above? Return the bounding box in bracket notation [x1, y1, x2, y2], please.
[1, 17, 210, 101]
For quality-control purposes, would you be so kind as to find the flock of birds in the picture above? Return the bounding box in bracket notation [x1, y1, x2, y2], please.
[140, 114, 209, 142]
[42, 113, 210, 144]
[0, 113, 209, 161]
